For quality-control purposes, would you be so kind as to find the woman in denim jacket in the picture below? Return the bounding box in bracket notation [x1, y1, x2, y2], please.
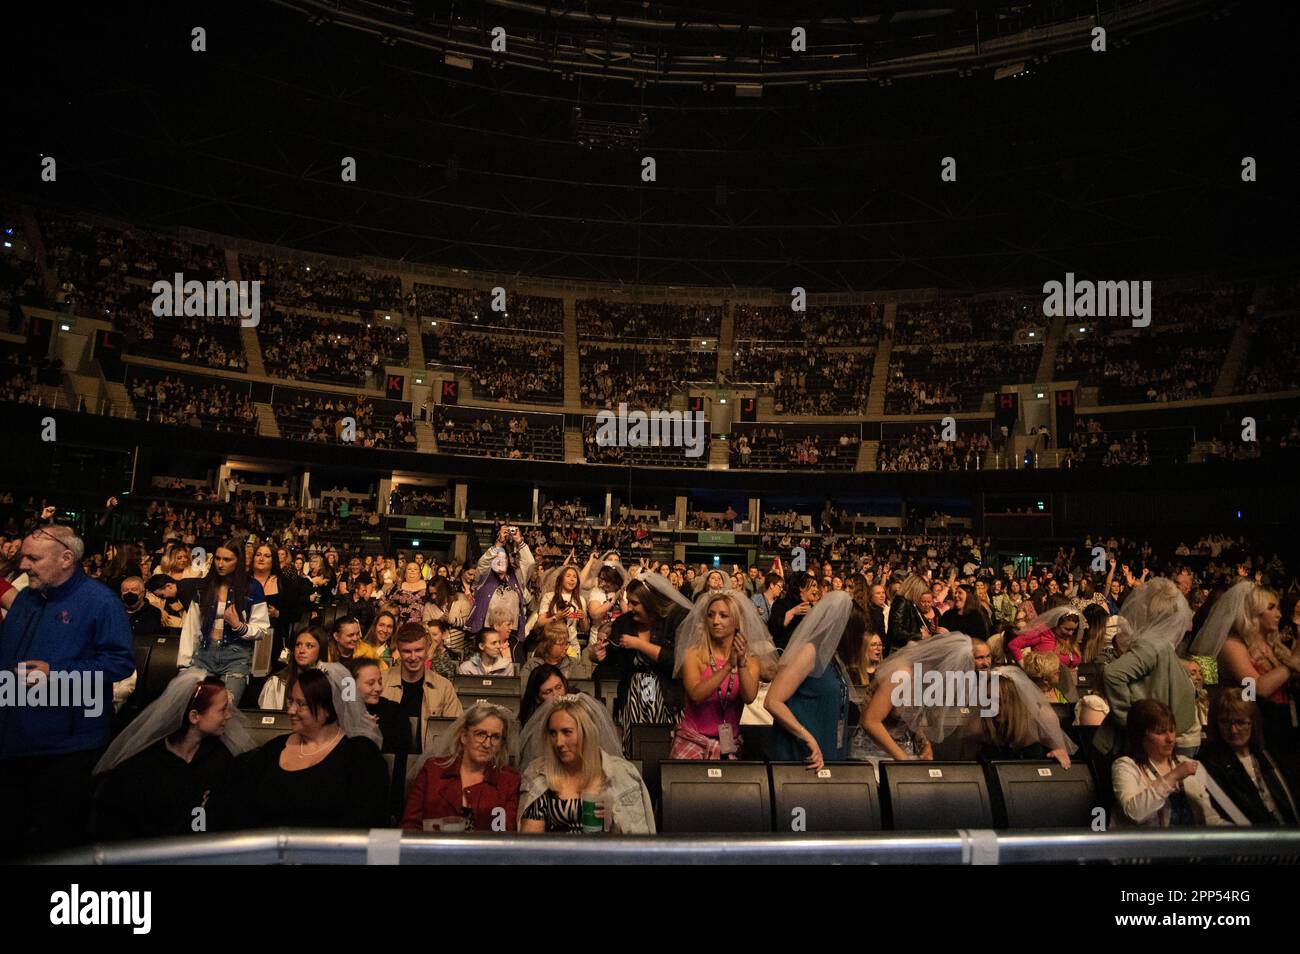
[179, 538, 270, 706]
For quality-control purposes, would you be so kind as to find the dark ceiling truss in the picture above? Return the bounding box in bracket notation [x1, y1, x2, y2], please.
[267, 0, 1220, 87]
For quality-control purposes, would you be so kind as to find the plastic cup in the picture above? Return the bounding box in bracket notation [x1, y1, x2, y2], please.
[581, 791, 604, 834]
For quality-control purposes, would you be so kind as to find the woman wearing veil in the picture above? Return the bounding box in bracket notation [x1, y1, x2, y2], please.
[402, 702, 521, 832]
[1095, 578, 1202, 759]
[224, 663, 388, 829]
[591, 572, 690, 754]
[1007, 604, 1085, 700]
[92, 670, 255, 840]
[972, 664, 1075, 767]
[669, 588, 775, 760]
[1191, 579, 1297, 760]
[765, 592, 864, 771]
[518, 694, 655, 834]
[860, 631, 983, 764]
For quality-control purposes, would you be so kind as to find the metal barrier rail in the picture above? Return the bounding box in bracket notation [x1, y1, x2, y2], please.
[38, 827, 1300, 866]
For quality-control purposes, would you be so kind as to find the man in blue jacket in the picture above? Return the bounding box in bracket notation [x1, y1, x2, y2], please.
[0, 525, 135, 858]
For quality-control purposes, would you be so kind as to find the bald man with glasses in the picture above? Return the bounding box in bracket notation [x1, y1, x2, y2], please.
[0, 524, 135, 858]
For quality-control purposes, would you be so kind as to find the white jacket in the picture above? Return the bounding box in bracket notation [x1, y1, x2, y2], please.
[1111, 756, 1228, 827]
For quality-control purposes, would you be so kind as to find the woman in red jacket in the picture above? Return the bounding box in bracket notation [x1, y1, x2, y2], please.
[402, 702, 520, 832]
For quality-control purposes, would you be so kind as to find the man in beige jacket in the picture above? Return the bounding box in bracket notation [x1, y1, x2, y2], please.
[381, 623, 463, 751]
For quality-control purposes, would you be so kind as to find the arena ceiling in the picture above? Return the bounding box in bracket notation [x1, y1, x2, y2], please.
[4, 0, 1296, 291]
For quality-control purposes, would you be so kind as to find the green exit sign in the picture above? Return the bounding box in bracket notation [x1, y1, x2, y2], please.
[405, 517, 444, 531]
[698, 531, 735, 545]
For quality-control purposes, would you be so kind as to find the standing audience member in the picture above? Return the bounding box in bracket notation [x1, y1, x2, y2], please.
[766, 593, 862, 771]
[0, 525, 135, 857]
[670, 591, 768, 760]
[179, 538, 270, 705]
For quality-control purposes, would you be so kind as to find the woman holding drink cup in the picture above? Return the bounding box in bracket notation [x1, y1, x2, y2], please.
[519, 695, 655, 833]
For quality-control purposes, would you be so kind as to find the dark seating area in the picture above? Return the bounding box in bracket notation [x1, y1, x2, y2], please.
[576, 299, 722, 341]
[732, 302, 884, 345]
[126, 368, 257, 433]
[425, 328, 564, 405]
[732, 346, 873, 416]
[240, 254, 403, 316]
[887, 343, 1041, 413]
[582, 415, 711, 468]
[877, 423, 992, 472]
[272, 387, 415, 450]
[730, 422, 860, 471]
[434, 405, 564, 461]
[259, 306, 409, 387]
[580, 344, 717, 410]
[414, 283, 563, 333]
[1063, 417, 1194, 468]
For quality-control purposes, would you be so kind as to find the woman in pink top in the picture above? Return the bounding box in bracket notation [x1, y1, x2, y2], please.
[670, 590, 769, 760]
[1007, 605, 1084, 670]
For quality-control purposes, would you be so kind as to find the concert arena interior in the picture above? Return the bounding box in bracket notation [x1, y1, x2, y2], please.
[2, 0, 1299, 873]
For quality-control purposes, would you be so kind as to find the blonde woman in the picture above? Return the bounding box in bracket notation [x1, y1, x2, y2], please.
[518, 695, 654, 833]
[669, 591, 766, 760]
[402, 702, 520, 832]
[1022, 650, 1068, 704]
[1193, 580, 1298, 759]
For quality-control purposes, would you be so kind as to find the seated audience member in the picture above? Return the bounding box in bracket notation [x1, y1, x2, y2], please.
[120, 576, 163, 638]
[382, 623, 463, 752]
[519, 695, 655, 834]
[1111, 699, 1226, 827]
[402, 703, 521, 832]
[226, 665, 389, 829]
[671, 591, 768, 760]
[426, 619, 462, 679]
[1198, 688, 1298, 826]
[519, 664, 572, 727]
[326, 615, 373, 664]
[520, 620, 592, 683]
[360, 609, 397, 671]
[1022, 650, 1069, 704]
[258, 626, 325, 711]
[986, 633, 1008, 666]
[350, 657, 409, 754]
[460, 617, 517, 676]
[1183, 659, 1210, 729]
[93, 672, 254, 840]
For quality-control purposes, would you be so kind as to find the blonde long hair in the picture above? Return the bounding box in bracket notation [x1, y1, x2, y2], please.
[1239, 585, 1280, 658]
[541, 697, 607, 794]
[692, 592, 748, 670]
